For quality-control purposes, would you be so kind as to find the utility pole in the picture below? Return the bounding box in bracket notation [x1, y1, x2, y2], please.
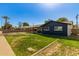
[32, 24, 34, 33]
[76, 14, 78, 28]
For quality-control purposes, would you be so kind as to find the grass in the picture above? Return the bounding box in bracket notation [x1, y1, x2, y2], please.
[51, 40, 79, 56]
[5, 32, 79, 56]
[5, 33, 55, 56]
[38, 34, 79, 48]
[59, 39, 79, 48]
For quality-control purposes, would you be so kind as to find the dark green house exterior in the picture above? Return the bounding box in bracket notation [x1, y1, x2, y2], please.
[37, 21, 72, 36]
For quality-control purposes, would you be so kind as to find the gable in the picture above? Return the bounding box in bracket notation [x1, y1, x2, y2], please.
[40, 21, 67, 28]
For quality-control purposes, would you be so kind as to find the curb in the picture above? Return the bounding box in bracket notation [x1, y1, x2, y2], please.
[31, 39, 59, 56]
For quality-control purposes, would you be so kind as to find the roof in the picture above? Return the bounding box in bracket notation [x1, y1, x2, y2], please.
[40, 20, 72, 27]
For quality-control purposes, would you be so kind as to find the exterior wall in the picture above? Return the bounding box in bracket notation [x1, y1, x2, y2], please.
[67, 25, 72, 36]
[38, 21, 68, 36]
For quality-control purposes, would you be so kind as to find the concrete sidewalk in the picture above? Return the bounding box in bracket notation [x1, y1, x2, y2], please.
[0, 31, 15, 56]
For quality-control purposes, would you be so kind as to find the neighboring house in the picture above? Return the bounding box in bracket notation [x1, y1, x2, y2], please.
[72, 25, 79, 35]
[72, 25, 79, 29]
[28, 25, 41, 33]
[37, 20, 72, 36]
[20, 25, 40, 33]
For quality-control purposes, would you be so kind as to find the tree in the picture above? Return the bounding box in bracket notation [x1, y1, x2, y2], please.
[22, 22, 29, 26]
[45, 19, 52, 23]
[2, 16, 9, 25]
[45, 20, 49, 23]
[2, 22, 12, 30]
[1, 16, 10, 30]
[57, 17, 68, 22]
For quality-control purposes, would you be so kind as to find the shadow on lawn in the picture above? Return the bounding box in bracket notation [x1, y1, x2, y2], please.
[36, 33, 79, 41]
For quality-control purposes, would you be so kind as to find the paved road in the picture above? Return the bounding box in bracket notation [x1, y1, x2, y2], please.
[0, 31, 15, 56]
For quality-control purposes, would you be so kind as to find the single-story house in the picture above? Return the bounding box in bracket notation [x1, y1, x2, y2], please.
[37, 20, 73, 36]
[20, 25, 40, 33]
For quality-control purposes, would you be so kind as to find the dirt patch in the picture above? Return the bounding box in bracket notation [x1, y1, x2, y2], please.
[3, 32, 28, 36]
[11, 36, 26, 48]
[33, 41, 62, 56]
[53, 46, 79, 56]
[33, 40, 79, 56]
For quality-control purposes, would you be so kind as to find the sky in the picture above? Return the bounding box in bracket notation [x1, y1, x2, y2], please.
[0, 3, 79, 27]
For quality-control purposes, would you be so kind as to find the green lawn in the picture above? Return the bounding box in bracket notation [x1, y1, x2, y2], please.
[59, 39, 79, 48]
[5, 33, 55, 56]
[5, 33, 79, 56]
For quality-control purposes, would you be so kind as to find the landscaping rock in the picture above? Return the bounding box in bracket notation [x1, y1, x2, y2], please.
[27, 47, 36, 52]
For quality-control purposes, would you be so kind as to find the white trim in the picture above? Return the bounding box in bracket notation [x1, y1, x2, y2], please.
[67, 25, 72, 36]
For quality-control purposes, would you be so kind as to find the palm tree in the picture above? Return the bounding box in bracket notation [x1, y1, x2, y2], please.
[2, 16, 9, 25]
[1, 16, 9, 30]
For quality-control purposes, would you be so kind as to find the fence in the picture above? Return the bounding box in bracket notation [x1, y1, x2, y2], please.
[72, 29, 79, 35]
[2, 28, 38, 33]
[2, 28, 30, 33]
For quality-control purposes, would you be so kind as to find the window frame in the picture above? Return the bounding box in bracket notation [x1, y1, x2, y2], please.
[43, 27, 50, 31]
[54, 26, 63, 31]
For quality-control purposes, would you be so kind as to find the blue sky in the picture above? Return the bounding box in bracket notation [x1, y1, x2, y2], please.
[0, 3, 79, 27]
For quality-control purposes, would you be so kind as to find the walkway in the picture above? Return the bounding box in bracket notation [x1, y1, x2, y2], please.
[0, 31, 15, 56]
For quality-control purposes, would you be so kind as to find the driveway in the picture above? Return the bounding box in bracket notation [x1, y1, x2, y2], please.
[0, 31, 15, 56]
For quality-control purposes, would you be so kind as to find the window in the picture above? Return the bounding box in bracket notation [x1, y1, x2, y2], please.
[38, 28, 42, 31]
[43, 27, 49, 31]
[54, 26, 63, 31]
